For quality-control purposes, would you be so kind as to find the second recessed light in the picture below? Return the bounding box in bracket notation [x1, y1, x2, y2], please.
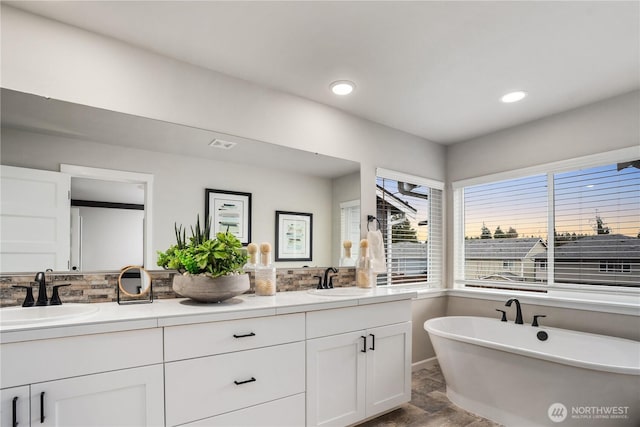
[501, 91, 527, 103]
[330, 80, 356, 96]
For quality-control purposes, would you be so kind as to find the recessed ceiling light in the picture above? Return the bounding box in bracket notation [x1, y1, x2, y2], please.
[501, 91, 527, 103]
[209, 139, 237, 150]
[330, 80, 355, 96]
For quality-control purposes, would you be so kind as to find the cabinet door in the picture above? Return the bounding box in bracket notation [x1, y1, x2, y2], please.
[365, 322, 412, 416]
[1, 385, 29, 427]
[306, 330, 366, 427]
[31, 365, 164, 427]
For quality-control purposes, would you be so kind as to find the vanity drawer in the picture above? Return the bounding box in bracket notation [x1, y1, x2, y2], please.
[165, 341, 304, 426]
[306, 299, 411, 339]
[179, 393, 305, 427]
[0, 328, 163, 388]
[164, 313, 304, 361]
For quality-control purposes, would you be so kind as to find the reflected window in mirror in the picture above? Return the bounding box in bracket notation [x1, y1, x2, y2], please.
[340, 200, 361, 264]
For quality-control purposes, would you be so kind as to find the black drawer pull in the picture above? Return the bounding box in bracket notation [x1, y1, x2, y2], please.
[12, 396, 18, 427]
[234, 377, 256, 385]
[233, 332, 256, 338]
[40, 391, 45, 423]
[369, 333, 375, 351]
[361, 335, 367, 353]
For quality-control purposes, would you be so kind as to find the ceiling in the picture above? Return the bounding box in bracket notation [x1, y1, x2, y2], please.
[6, 1, 640, 144]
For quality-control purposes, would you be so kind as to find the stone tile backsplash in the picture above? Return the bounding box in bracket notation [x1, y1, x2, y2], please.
[0, 268, 356, 307]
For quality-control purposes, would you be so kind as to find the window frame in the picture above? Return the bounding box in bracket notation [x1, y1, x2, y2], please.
[453, 147, 639, 300]
[376, 168, 445, 289]
[340, 199, 361, 261]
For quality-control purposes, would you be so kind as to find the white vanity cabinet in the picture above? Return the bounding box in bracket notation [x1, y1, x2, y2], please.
[0, 385, 30, 427]
[31, 365, 164, 426]
[163, 313, 306, 427]
[0, 328, 164, 427]
[306, 300, 412, 427]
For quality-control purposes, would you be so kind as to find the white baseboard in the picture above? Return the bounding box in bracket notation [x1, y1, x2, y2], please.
[412, 356, 438, 372]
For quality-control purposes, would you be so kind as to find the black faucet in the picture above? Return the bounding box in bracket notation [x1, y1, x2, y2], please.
[324, 267, 337, 289]
[35, 272, 48, 306]
[505, 298, 523, 324]
[315, 267, 338, 289]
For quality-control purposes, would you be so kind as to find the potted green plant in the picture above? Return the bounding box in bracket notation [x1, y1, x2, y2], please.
[157, 215, 249, 303]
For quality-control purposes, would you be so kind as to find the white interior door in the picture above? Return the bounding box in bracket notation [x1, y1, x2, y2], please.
[0, 165, 70, 272]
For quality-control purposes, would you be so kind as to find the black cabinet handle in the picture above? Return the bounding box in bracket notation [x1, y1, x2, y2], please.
[360, 335, 367, 353]
[40, 391, 45, 423]
[233, 332, 256, 338]
[234, 377, 256, 385]
[12, 396, 18, 427]
[369, 333, 375, 351]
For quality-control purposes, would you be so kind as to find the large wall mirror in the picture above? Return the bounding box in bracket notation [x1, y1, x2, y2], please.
[0, 88, 360, 273]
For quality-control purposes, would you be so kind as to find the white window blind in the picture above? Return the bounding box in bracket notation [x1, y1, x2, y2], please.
[454, 153, 640, 291]
[553, 162, 640, 287]
[461, 174, 548, 286]
[375, 170, 443, 287]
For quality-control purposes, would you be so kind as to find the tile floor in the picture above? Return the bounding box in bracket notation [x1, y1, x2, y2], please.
[357, 364, 502, 427]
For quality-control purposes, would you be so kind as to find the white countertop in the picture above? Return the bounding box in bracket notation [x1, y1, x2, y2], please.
[0, 287, 417, 343]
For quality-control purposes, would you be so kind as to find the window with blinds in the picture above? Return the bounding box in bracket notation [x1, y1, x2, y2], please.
[375, 169, 443, 287]
[553, 162, 640, 287]
[461, 175, 548, 286]
[340, 200, 361, 261]
[454, 155, 640, 291]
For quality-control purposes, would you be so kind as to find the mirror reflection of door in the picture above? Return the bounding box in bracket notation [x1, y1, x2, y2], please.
[70, 178, 144, 271]
[0, 165, 71, 272]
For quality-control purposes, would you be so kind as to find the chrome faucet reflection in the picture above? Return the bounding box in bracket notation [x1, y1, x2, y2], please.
[505, 298, 523, 324]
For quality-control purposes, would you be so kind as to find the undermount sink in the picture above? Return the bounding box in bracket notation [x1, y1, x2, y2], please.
[0, 303, 99, 327]
[307, 287, 372, 297]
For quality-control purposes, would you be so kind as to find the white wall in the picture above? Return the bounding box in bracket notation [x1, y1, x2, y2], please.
[446, 90, 639, 183]
[1, 127, 335, 268]
[0, 5, 446, 234]
[445, 90, 640, 288]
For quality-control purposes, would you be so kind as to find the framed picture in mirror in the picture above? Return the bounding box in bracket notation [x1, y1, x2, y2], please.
[205, 189, 252, 245]
[275, 211, 313, 261]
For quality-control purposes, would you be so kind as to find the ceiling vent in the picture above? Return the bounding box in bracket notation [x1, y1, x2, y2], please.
[209, 139, 237, 150]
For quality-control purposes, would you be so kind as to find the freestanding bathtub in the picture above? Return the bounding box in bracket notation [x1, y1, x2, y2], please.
[424, 316, 640, 427]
